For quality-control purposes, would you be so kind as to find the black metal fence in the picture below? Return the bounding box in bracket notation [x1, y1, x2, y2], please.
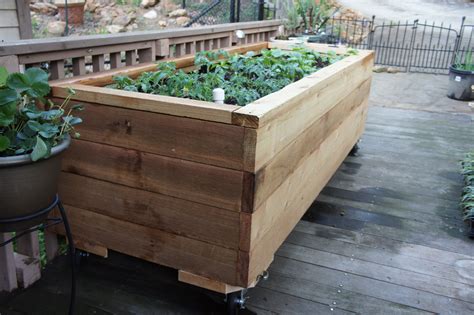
[320, 16, 473, 74]
[182, 0, 275, 27]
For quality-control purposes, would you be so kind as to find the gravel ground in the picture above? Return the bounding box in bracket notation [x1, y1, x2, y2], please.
[337, 0, 474, 25]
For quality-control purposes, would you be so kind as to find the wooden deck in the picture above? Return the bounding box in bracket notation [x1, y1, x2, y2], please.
[1, 105, 473, 314]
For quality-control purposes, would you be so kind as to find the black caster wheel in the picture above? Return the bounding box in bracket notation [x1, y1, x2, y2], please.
[349, 142, 360, 156]
[74, 249, 89, 270]
[226, 290, 247, 315]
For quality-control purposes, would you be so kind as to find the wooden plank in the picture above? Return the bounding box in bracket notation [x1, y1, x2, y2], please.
[241, 103, 368, 252]
[60, 173, 240, 249]
[0, 233, 17, 292]
[156, 38, 170, 57]
[1, 0, 16, 10]
[286, 230, 474, 286]
[0, 20, 281, 56]
[52, 205, 239, 285]
[258, 272, 434, 315]
[248, 286, 354, 315]
[15, 0, 32, 39]
[178, 270, 251, 294]
[269, 256, 474, 315]
[232, 50, 373, 129]
[251, 79, 371, 208]
[52, 84, 240, 124]
[73, 237, 108, 258]
[240, 104, 367, 286]
[92, 54, 105, 72]
[61, 140, 245, 212]
[56, 99, 247, 170]
[268, 41, 352, 54]
[0, 28, 20, 42]
[0, 10, 19, 27]
[19, 41, 155, 65]
[240, 52, 373, 172]
[0, 55, 20, 72]
[72, 57, 86, 76]
[49, 60, 65, 80]
[278, 242, 474, 304]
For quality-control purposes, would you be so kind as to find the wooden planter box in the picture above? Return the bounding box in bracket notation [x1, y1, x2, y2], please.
[51, 42, 374, 292]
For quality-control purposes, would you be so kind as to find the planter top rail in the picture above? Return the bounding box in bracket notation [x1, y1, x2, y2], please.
[0, 20, 282, 80]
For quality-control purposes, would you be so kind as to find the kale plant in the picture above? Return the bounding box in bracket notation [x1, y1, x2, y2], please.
[110, 48, 351, 106]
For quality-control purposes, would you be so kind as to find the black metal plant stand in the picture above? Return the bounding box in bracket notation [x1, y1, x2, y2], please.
[0, 195, 76, 315]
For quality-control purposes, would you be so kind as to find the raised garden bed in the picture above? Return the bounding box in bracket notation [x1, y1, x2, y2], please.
[50, 41, 374, 292]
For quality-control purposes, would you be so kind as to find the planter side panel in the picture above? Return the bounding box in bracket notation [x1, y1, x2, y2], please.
[241, 100, 369, 286]
[51, 205, 238, 285]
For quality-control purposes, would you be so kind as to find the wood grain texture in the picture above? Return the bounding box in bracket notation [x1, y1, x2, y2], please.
[239, 103, 368, 286]
[56, 100, 246, 170]
[61, 140, 245, 212]
[53, 84, 239, 124]
[52, 205, 239, 285]
[241, 52, 374, 172]
[59, 173, 240, 249]
[252, 79, 371, 210]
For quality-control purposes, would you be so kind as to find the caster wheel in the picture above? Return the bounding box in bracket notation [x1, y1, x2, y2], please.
[349, 142, 360, 156]
[74, 249, 89, 269]
[226, 290, 247, 315]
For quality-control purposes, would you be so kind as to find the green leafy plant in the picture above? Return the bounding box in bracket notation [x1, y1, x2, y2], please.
[454, 50, 474, 72]
[110, 48, 350, 106]
[461, 151, 474, 223]
[0, 67, 82, 161]
[295, 0, 333, 34]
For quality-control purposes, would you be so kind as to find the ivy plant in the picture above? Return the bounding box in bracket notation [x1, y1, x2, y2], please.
[461, 151, 474, 223]
[0, 67, 82, 161]
[110, 47, 354, 106]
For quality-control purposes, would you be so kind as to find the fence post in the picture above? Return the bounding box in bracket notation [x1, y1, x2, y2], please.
[406, 19, 419, 73]
[230, 0, 236, 23]
[367, 15, 376, 50]
[258, 0, 265, 21]
[452, 16, 466, 64]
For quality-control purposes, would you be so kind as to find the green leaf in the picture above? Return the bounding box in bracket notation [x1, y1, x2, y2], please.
[0, 101, 17, 127]
[25, 67, 49, 83]
[31, 136, 48, 161]
[0, 67, 8, 87]
[0, 135, 10, 152]
[0, 88, 19, 106]
[7, 73, 31, 93]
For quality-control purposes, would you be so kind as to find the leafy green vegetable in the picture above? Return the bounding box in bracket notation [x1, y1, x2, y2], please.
[0, 66, 82, 160]
[110, 47, 349, 106]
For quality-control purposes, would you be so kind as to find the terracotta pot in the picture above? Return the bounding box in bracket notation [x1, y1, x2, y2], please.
[0, 136, 70, 232]
[55, 0, 86, 25]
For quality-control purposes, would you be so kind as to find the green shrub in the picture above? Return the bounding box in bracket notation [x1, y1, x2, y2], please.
[461, 150, 474, 222]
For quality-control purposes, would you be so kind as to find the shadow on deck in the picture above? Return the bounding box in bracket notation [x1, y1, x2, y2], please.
[1, 74, 474, 314]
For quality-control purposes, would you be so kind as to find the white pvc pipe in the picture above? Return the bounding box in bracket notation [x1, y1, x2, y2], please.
[212, 88, 225, 105]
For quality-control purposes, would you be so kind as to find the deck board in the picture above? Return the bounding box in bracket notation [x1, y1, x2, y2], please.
[1, 105, 473, 314]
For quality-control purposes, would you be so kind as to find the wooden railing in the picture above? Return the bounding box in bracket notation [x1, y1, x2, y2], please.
[0, 20, 282, 80]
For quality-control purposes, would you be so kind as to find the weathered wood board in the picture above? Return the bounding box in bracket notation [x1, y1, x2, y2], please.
[51, 42, 374, 289]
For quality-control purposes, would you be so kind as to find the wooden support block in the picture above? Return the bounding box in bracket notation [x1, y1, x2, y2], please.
[92, 54, 105, 73]
[109, 52, 122, 69]
[0, 233, 18, 292]
[16, 231, 40, 259]
[125, 50, 137, 66]
[49, 59, 65, 80]
[156, 38, 170, 57]
[14, 252, 41, 289]
[179, 270, 255, 294]
[44, 230, 59, 262]
[138, 47, 155, 63]
[72, 57, 86, 76]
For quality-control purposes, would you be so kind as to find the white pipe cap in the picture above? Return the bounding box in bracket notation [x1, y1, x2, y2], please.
[212, 88, 225, 104]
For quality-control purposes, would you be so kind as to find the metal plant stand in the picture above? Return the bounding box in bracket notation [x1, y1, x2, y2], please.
[0, 195, 76, 315]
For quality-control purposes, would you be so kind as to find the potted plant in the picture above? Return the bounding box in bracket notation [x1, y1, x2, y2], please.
[448, 51, 474, 101]
[0, 67, 82, 232]
[274, 0, 337, 43]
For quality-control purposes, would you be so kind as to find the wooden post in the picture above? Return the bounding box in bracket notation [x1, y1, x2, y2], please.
[15, 0, 33, 39]
[0, 233, 18, 292]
